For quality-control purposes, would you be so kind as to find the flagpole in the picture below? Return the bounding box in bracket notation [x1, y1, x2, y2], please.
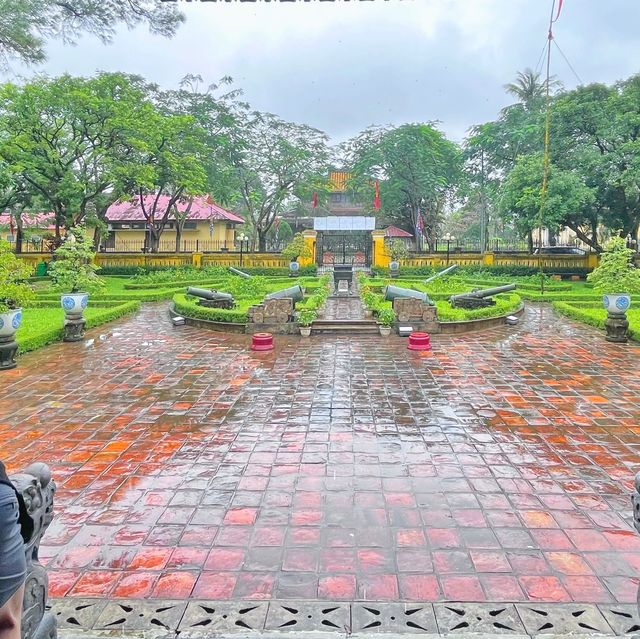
[537, 0, 558, 296]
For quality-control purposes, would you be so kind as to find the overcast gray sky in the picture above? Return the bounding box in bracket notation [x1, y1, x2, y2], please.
[2, 0, 639, 143]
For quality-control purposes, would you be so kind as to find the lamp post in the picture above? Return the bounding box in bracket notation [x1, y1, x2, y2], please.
[443, 232, 456, 265]
[237, 233, 248, 266]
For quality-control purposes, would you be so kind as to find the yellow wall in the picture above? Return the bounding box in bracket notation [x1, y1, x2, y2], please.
[110, 220, 236, 251]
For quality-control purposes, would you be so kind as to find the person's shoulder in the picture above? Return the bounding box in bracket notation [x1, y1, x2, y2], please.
[0, 460, 12, 485]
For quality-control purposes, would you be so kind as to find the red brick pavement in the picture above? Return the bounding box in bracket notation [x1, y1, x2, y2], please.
[2, 303, 640, 603]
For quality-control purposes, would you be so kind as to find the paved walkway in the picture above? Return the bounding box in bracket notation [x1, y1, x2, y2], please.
[2, 304, 640, 604]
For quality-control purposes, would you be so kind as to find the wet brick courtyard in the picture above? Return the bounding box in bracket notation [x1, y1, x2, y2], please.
[2, 303, 640, 604]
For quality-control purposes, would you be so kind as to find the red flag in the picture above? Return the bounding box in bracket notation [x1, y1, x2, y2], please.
[374, 180, 381, 210]
[9, 215, 15, 236]
[553, 0, 563, 22]
[313, 192, 318, 209]
[416, 213, 423, 234]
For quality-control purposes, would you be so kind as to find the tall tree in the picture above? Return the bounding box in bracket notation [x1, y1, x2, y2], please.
[0, 73, 162, 245]
[127, 112, 209, 252]
[551, 76, 640, 245]
[499, 153, 594, 251]
[346, 124, 461, 251]
[0, 0, 184, 66]
[232, 112, 329, 251]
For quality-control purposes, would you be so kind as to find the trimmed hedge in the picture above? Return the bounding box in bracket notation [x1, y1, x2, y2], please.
[101, 264, 318, 277]
[34, 289, 182, 302]
[124, 278, 227, 291]
[17, 301, 140, 353]
[373, 265, 591, 278]
[436, 293, 522, 321]
[518, 291, 600, 302]
[173, 294, 251, 324]
[461, 278, 572, 292]
[553, 301, 639, 341]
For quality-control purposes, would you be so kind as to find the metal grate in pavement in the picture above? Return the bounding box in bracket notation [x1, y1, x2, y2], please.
[50, 598, 640, 636]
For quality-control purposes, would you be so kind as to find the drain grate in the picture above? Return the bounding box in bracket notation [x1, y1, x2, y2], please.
[435, 603, 525, 635]
[516, 604, 614, 636]
[265, 602, 350, 632]
[51, 599, 106, 630]
[180, 602, 268, 635]
[93, 600, 187, 634]
[352, 603, 437, 634]
[49, 598, 632, 636]
[599, 605, 640, 636]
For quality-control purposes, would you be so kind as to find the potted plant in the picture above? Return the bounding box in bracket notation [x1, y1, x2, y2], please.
[361, 289, 375, 318]
[297, 308, 316, 337]
[386, 239, 409, 277]
[48, 225, 105, 342]
[587, 235, 640, 342]
[0, 241, 34, 369]
[377, 307, 395, 337]
[282, 233, 313, 276]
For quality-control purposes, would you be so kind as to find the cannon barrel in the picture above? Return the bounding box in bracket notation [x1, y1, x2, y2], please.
[228, 267, 252, 279]
[384, 285, 430, 304]
[449, 283, 516, 302]
[187, 287, 234, 302]
[424, 264, 459, 284]
[265, 285, 304, 303]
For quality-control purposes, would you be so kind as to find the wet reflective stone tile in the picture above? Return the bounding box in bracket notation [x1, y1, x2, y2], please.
[3, 304, 640, 604]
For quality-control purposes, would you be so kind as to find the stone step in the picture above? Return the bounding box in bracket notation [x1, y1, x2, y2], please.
[311, 319, 379, 333]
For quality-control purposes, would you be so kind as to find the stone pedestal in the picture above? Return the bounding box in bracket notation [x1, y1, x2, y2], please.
[63, 315, 86, 342]
[249, 298, 294, 325]
[605, 311, 629, 343]
[0, 334, 19, 370]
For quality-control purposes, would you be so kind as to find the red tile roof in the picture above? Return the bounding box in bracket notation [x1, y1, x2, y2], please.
[0, 212, 56, 230]
[106, 195, 244, 224]
[384, 225, 413, 238]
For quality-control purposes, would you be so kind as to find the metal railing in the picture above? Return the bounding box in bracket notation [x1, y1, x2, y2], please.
[94, 239, 285, 254]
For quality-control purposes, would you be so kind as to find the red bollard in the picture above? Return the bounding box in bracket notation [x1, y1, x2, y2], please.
[407, 331, 431, 351]
[251, 332, 274, 352]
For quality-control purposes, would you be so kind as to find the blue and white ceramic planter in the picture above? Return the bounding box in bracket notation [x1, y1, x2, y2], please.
[0, 308, 23, 339]
[289, 261, 300, 274]
[60, 293, 89, 318]
[602, 293, 631, 314]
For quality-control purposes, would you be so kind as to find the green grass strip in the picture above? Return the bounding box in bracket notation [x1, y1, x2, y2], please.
[17, 301, 140, 354]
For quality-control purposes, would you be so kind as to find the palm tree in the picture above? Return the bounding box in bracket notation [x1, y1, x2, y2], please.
[504, 68, 562, 109]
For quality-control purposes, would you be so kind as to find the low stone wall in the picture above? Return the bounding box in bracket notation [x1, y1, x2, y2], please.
[391, 303, 525, 335]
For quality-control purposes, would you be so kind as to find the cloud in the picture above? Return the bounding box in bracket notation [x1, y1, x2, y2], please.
[2, 0, 639, 144]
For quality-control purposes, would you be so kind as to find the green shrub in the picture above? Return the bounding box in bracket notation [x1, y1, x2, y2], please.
[0, 240, 35, 312]
[282, 233, 312, 262]
[377, 308, 396, 326]
[297, 308, 317, 326]
[587, 235, 640, 293]
[49, 225, 105, 294]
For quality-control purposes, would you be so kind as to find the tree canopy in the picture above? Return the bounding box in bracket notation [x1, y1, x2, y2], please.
[345, 123, 461, 250]
[0, 0, 184, 66]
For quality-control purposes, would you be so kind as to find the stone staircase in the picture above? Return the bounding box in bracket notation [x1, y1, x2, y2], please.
[310, 318, 379, 334]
